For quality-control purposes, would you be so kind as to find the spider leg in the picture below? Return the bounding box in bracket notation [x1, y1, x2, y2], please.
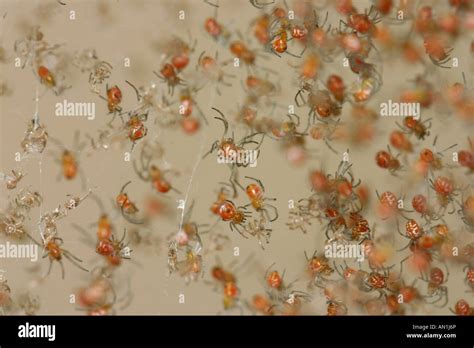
[64, 252, 89, 273]
[125, 80, 142, 102]
[62, 249, 83, 263]
[203, 141, 219, 159]
[264, 203, 279, 222]
[59, 259, 65, 279]
[211, 108, 229, 137]
[230, 223, 249, 239]
[120, 181, 132, 194]
[43, 258, 53, 279]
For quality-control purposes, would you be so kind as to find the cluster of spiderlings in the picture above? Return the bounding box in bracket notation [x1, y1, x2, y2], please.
[0, 0, 473, 316]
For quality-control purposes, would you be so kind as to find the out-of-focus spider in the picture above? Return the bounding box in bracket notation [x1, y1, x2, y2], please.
[419, 266, 449, 307]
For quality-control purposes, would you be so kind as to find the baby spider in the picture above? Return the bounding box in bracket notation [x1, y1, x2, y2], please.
[244, 74, 279, 102]
[247, 293, 275, 315]
[154, 63, 186, 96]
[21, 118, 49, 156]
[295, 83, 341, 121]
[133, 150, 180, 194]
[37, 65, 70, 96]
[89, 59, 113, 88]
[171, 200, 206, 248]
[242, 176, 278, 222]
[286, 199, 321, 234]
[0, 212, 35, 242]
[304, 250, 335, 288]
[396, 116, 431, 140]
[207, 255, 254, 312]
[175, 244, 204, 284]
[210, 185, 233, 216]
[345, 5, 382, 35]
[203, 108, 264, 167]
[270, 112, 308, 141]
[360, 267, 396, 299]
[411, 194, 442, 222]
[197, 51, 235, 96]
[115, 181, 145, 225]
[244, 215, 272, 250]
[327, 158, 363, 212]
[267, 27, 304, 59]
[344, 211, 371, 243]
[450, 299, 472, 316]
[396, 219, 425, 251]
[98, 85, 123, 125]
[124, 112, 148, 152]
[77, 268, 116, 315]
[218, 200, 252, 239]
[416, 136, 457, 177]
[0, 169, 25, 190]
[41, 236, 88, 279]
[227, 32, 274, 74]
[263, 264, 307, 304]
[310, 119, 341, 154]
[423, 34, 453, 69]
[279, 290, 312, 315]
[376, 190, 412, 220]
[48, 131, 87, 187]
[167, 240, 179, 275]
[96, 228, 132, 264]
[419, 265, 449, 307]
[429, 175, 461, 215]
[327, 299, 348, 316]
[38, 190, 92, 241]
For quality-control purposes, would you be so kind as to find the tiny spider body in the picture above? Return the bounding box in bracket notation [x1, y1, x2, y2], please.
[43, 237, 88, 279]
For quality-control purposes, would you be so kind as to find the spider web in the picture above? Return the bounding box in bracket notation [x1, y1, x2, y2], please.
[162, 76, 218, 300]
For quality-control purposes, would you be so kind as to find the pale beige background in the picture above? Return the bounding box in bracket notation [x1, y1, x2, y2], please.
[0, 0, 472, 315]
